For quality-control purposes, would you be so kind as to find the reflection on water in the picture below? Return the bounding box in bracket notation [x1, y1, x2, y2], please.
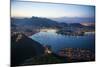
[30, 32, 95, 54]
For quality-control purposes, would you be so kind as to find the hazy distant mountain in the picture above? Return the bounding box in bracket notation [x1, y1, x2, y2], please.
[11, 16, 63, 35]
[50, 17, 95, 23]
[11, 16, 95, 35]
[11, 16, 59, 27]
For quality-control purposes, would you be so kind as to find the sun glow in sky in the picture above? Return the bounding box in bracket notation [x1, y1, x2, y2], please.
[11, 1, 95, 18]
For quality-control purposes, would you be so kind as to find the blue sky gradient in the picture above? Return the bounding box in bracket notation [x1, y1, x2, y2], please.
[11, 1, 95, 18]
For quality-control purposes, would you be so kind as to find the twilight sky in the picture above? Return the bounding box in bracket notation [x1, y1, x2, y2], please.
[11, 1, 95, 18]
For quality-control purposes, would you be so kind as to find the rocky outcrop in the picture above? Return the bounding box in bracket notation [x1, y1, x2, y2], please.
[11, 33, 44, 66]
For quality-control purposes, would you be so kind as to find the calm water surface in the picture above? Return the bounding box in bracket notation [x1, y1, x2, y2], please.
[30, 32, 95, 53]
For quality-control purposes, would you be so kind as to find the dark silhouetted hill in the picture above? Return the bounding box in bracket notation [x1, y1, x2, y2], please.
[11, 33, 44, 66]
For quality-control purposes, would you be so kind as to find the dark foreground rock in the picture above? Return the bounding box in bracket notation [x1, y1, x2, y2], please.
[11, 33, 44, 66]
